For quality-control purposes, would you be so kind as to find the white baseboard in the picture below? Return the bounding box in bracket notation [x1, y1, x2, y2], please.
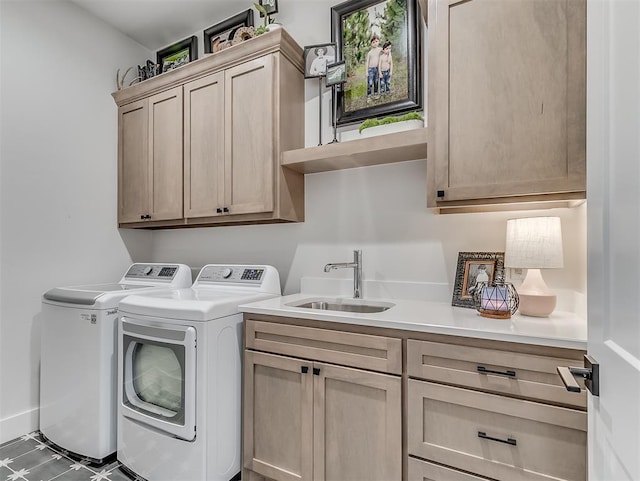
[0, 407, 39, 444]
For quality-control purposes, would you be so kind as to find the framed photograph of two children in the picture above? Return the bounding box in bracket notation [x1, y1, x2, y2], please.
[331, 0, 422, 125]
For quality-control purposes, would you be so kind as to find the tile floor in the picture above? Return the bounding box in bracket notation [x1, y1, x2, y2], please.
[0, 432, 138, 481]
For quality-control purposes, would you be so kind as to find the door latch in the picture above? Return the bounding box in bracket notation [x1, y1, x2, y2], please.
[557, 354, 599, 396]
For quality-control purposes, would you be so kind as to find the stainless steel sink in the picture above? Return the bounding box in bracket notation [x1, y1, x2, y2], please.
[287, 298, 394, 313]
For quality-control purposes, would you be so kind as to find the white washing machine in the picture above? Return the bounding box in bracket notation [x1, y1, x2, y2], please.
[40, 263, 192, 463]
[116, 264, 281, 481]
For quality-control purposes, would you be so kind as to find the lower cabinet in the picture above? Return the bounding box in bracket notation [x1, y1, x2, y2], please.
[243, 319, 402, 481]
[242, 315, 587, 481]
[407, 338, 587, 481]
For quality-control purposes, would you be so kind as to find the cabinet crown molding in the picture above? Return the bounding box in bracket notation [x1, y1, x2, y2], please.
[112, 28, 303, 107]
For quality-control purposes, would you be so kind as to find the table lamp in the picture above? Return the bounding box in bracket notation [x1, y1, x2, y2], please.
[504, 217, 564, 317]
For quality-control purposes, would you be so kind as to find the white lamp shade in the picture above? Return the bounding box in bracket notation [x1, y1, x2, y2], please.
[504, 217, 564, 269]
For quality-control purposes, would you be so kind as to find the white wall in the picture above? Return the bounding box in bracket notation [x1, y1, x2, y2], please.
[151, 0, 587, 303]
[0, 0, 588, 444]
[0, 1, 153, 442]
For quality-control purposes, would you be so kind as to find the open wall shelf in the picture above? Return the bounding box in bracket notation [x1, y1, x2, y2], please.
[281, 128, 428, 174]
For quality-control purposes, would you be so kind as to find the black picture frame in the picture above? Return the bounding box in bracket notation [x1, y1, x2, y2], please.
[331, 0, 422, 125]
[259, 0, 279, 16]
[303, 43, 337, 79]
[156, 36, 198, 73]
[451, 252, 505, 309]
[203, 9, 254, 54]
[326, 61, 347, 86]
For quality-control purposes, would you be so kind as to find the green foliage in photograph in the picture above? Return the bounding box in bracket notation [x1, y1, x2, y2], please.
[343, 10, 371, 67]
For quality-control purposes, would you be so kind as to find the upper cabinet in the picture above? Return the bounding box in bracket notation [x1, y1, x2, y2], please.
[117, 88, 183, 223]
[113, 29, 305, 228]
[426, 0, 586, 211]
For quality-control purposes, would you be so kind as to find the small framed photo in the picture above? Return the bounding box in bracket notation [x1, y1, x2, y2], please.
[326, 61, 347, 87]
[259, 0, 279, 16]
[204, 9, 254, 54]
[303, 43, 337, 79]
[156, 36, 198, 73]
[452, 252, 505, 308]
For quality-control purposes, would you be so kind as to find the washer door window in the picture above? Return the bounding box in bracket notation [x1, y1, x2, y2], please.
[121, 319, 196, 441]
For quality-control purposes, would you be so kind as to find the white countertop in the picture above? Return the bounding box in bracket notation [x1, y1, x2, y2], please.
[239, 293, 587, 350]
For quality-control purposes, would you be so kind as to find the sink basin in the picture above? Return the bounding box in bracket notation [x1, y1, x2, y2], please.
[287, 298, 394, 314]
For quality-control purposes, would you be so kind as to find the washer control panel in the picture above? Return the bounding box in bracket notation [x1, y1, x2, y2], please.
[124, 264, 179, 280]
[198, 265, 266, 285]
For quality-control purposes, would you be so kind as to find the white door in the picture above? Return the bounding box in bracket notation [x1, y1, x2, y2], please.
[587, 1, 640, 479]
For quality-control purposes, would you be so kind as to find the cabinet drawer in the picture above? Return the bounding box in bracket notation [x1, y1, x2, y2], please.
[408, 380, 587, 481]
[245, 320, 402, 374]
[407, 339, 586, 408]
[408, 457, 489, 481]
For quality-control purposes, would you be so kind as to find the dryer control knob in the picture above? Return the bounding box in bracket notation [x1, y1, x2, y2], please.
[221, 268, 233, 279]
[143, 266, 153, 275]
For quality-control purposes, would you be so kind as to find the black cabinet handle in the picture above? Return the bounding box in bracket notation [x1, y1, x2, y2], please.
[216, 208, 223, 214]
[477, 366, 516, 378]
[140, 215, 145, 220]
[478, 431, 517, 446]
[301, 366, 309, 374]
[437, 190, 445, 198]
[223, 207, 230, 213]
[313, 367, 320, 376]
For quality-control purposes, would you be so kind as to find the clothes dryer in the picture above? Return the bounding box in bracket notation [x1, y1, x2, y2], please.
[40, 263, 192, 462]
[116, 265, 281, 481]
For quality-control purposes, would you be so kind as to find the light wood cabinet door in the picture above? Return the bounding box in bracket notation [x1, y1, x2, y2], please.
[243, 351, 313, 481]
[408, 457, 488, 481]
[408, 380, 587, 481]
[427, 0, 586, 208]
[183, 73, 225, 218]
[313, 362, 401, 481]
[118, 99, 148, 223]
[118, 87, 183, 223]
[225, 56, 275, 215]
[243, 350, 401, 481]
[147, 87, 183, 221]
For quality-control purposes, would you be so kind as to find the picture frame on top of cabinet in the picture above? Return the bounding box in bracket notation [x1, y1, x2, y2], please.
[156, 35, 198, 73]
[259, 0, 279, 16]
[331, 0, 422, 126]
[452, 252, 505, 308]
[204, 9, 255, 54]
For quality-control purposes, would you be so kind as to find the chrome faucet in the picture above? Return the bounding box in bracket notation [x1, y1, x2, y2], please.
[324, 250, 363, 299]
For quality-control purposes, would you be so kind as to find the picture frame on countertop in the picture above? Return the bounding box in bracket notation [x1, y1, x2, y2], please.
[331, 0, 422, 125]
[204, 9, 255, 54]
[452, 251, 505, 309]
[156, 35, 198, 73]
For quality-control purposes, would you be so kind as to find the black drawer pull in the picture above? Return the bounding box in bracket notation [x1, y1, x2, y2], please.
[313, 367, 320, 376]
[478, 431, 517, 446]
[301, 366, 309, 374]
[477, 366, 516, 378]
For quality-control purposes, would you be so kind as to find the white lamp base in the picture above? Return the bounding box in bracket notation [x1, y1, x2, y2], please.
[517, 268, 557, 317]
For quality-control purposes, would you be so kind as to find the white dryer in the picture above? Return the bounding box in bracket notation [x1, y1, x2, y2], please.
[116, 264, 281, 481]
[40, 263, 192, 463]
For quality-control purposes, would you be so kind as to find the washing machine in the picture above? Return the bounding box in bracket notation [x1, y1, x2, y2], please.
[116, 264, 281, 481]
[40, 263, 192, 463]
